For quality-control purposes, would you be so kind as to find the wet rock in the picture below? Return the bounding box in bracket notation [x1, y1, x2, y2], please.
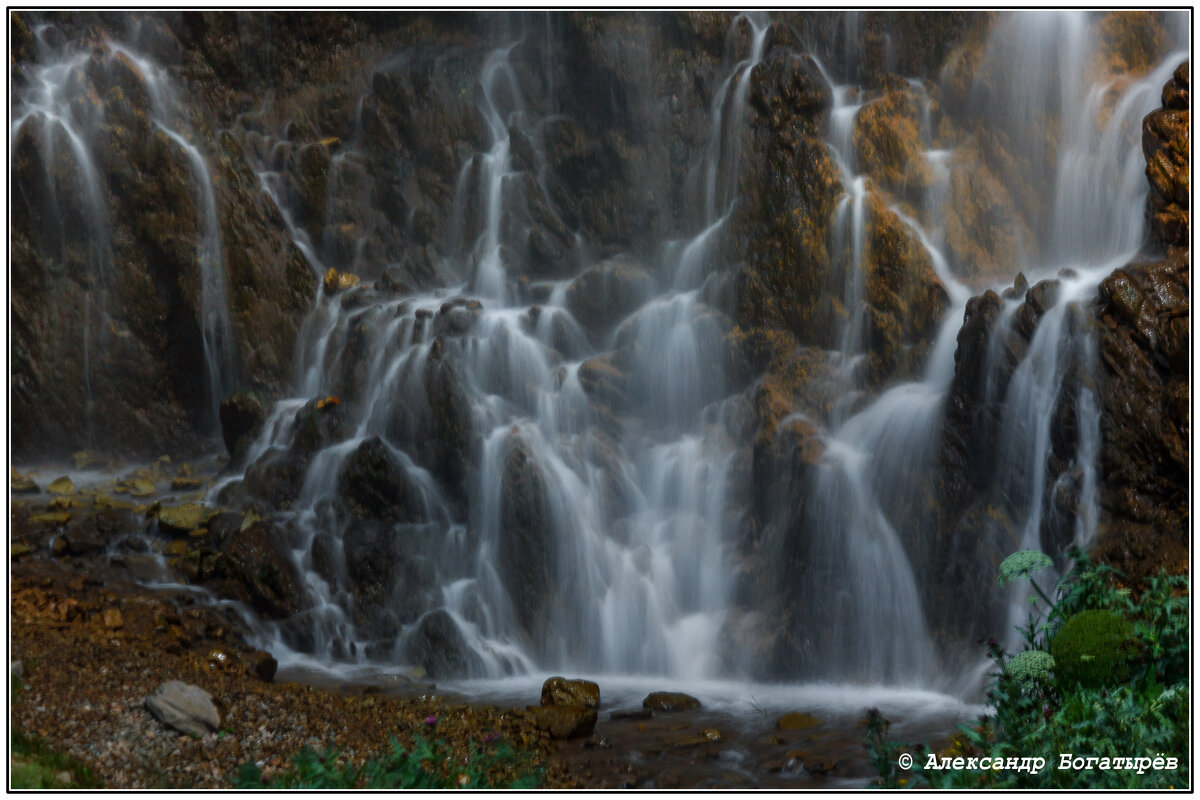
[642, 691, 701, 712]
[157, 503, 210, 534]
[403, 610, 483, 679]
[47, 476, 75, 495]
[102, 608, 124, 630]
[529, 705, 598, 740]
[541, 676, 600, 709]
[1142, 61, 1189, 252]
[577, 354, 629, 410]
[336, 437, 420, 522]
[144, 680, 221, 738]
[565, 257, 654, 338]
[1094, 256, 1189, 581]
[215, 521, 307, 619]
[497, 440, 554, 634]
[219, 392, 266, 463]
[245, 650, 278, 683]
[10, 468, 38, 494]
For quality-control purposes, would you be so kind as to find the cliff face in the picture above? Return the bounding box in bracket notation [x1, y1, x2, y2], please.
[1093, 63, 1190, 581]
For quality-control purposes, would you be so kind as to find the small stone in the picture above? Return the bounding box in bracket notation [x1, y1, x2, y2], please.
[47, 476, 75, 495]
[11, 543, 31, 558]
[102, 608, 124, 629]
[144, 681, 221, 738]
[171, 477, 206, 491]
[46, 495, 73, 511]
[93, 493, 133, 511]
[164, 540, 189, 558]
[702, 727, 722, 741]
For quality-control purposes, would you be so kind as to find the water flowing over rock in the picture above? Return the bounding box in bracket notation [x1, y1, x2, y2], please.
[9, 11, 1190, 697]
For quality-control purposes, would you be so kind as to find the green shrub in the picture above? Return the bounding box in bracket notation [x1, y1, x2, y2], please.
[231, 734, 543, 790]
[865, 549, 1190, 790]
[1051, 609, 1136, 689]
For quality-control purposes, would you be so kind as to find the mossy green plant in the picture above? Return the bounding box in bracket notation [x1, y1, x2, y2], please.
[1050, 609, 1136, 689]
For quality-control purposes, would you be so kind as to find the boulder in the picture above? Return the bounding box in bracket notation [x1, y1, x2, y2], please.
[565, 257, 654, 337]
[216, 521, 307, 619]
[336, 437, 420, 522]
[497, 440, 554, 633]
[541, 676, 600, 709]
[144, 681, 221, 738]
[403, 610, 483, 679]
[642, 691, 701, 712]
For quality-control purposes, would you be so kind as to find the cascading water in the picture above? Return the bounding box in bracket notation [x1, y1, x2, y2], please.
[773, 10, 1188, 684]
[217, 12, 778, 679]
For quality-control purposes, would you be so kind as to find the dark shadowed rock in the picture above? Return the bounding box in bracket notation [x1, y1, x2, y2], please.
[215, 521, 307, 619]
[565, 257, 654, 338]
[498, 440, 555, 634]
[336, 437, 421, 522]
[403, 610, 483, 679]
[219, 392, 266, 463]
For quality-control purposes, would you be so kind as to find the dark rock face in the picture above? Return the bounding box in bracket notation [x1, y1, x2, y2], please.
[1090, 63, 1190, 582]
[1094, 259, 1189, 579]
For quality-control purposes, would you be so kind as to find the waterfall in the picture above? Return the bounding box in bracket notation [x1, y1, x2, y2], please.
[776, 10, 1188, 684]
[217, 12, 779, 678]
